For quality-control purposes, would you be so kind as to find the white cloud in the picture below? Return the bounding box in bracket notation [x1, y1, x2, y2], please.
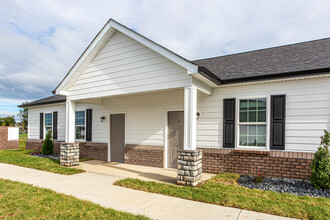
[0, 0, 330, 114]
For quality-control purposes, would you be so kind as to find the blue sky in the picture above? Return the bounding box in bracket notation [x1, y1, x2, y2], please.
[1, 0, 330, 117]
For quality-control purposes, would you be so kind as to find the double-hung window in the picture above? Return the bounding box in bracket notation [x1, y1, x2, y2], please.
[44, 113, 52, 136]
[75, 111, 85, 140]
[238, 98, 267, 147]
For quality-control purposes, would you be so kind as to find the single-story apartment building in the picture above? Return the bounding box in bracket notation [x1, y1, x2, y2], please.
[20, 19, 330, 182]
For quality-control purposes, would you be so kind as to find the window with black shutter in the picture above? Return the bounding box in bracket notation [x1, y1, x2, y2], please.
[270, 95, 286, 150]
[53, 111, 58, 140]
[40, 113, 43, 139]
[223, 98, 236, 148]
[86, 109, 92, 142]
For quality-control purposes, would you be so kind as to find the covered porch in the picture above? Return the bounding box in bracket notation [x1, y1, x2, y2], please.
[61, 84, 211, 186]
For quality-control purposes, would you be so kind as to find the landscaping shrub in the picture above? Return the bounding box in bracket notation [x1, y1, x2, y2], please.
[41, 131, 54, 155]
[252, 170, 267, 183]
[310, 130, 330, 189]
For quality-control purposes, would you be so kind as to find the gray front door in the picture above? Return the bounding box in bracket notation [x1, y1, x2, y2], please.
[167, 111, 184, 168]
[110, 114, 125, 162]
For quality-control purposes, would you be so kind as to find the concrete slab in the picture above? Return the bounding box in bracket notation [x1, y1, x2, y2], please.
[0, 163, 296, 220]
[75, 160, 215, 184]
[238, 210, 295, 220]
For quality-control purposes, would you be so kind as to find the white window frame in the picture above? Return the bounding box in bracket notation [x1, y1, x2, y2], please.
[44, 112, 53, 139]
[75, 110, 86, 141]
[236, 96, 270, 150]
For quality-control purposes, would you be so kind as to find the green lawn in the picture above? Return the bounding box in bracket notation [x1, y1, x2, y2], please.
[0, 178, 148, 219]
[19, 136, 27, 150]
[19, 133, 27, 139]
[114, 173, 330, 220]
[0, 139, 84, 175]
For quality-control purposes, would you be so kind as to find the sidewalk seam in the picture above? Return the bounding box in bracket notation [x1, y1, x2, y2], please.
[236, 209, 242, 220]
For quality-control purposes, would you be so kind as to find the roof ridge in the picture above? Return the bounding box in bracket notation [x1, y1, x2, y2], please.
[193, 37, 330, 62]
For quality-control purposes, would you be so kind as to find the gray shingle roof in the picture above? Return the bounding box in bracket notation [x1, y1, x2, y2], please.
[193, 37, 330, 82]
[18, 95, 66, 108]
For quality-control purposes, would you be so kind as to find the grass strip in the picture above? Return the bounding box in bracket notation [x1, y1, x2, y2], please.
[114, 173, 330, 220]
[0, 178, 148, 219]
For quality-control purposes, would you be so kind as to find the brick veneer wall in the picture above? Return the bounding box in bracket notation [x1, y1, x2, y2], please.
[0, 127, 19, 150]
[199, 148, 314, 179]
[26, 139, 107, 161]
[124, 144, 164, 168]
[79, 142, 108, 161]
[26, 140, 61, 154]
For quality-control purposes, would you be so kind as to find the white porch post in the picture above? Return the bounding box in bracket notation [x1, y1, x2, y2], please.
[65, 100, 76, 143]
[183, 86, 197, 150]
[61, 99, 79, 166]
[178, 85, 202, 187]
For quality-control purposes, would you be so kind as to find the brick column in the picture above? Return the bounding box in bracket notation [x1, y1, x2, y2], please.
[60, 143, 79, 166]
[177, 150, 202, 187]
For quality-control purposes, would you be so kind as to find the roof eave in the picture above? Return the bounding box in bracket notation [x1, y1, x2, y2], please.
[197, 66, 222, 85]
[18, 100, 66, 108]
[220, 67, 330, 84]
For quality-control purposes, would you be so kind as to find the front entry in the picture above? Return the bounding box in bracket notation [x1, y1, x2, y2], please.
[167, 111, 184, 168]
[110, 114, 125, 162]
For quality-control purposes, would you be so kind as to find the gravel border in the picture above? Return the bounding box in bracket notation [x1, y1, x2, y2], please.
[239, 175, 330, 198]
[30, 153, 60, 161]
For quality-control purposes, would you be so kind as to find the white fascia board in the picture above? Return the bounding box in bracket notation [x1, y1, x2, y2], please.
[109, 20, 199, 74]
[192, 77, 212, 95]
[55, 24, 111, 94]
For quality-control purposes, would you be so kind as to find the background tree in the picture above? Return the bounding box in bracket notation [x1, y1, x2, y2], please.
[18, 103, 28, 130]
[0, 116, 16, 126]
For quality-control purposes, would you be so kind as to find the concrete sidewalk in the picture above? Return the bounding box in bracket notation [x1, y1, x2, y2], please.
[76, 160, 215, 184]
[0, 163, 295, 220]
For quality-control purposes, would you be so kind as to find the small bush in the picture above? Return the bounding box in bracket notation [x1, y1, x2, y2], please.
[252, 170, 267, 183]
[310, 130, 330, 189]
[41, 131, 54, 155]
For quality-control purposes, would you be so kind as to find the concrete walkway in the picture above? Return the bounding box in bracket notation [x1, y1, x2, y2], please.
[0, 163, 295, 220]
[76, 160, 215, 184]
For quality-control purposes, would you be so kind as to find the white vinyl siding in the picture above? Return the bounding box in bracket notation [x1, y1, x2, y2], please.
[28, 104, 66, 141]
[74, 89, 184, 145]
[27, 76, 330, 153]
[68, 31, 191, 100]
[197, 76, 330, 152]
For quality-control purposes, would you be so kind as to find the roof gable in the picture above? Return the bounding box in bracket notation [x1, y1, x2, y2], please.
[67, 31, 192, 100]
[55, 19, 198, 94]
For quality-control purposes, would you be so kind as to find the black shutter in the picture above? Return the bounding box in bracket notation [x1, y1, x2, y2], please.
[270, 95, 286, 150]
[53, 112, 58, 140]
[40, 113, 43, 139]
[223, 98, 236, 148]
[86, 109, 92, 142]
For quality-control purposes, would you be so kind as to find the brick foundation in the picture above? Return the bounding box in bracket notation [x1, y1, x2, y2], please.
[26, 139, 107, 161]
[124, 144, 164, 168]
[0, 127, 19, 150]
[26, 140, 61, 154]
[79, 142, 108, 161]
[199, 148, 314, 179]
